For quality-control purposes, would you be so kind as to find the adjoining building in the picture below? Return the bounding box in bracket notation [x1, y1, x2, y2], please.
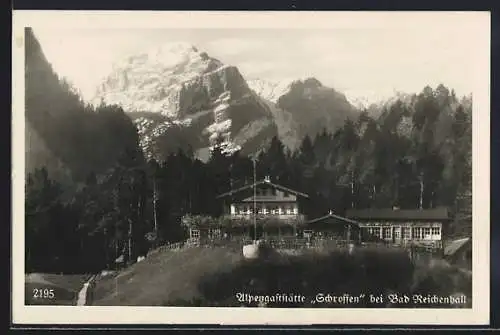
[345, 207, 452, 248]
[302, 210, 362, 243]
[443, 237, 472, 270]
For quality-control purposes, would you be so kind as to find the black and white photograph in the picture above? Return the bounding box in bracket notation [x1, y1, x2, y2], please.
[12, 11, 490, 325]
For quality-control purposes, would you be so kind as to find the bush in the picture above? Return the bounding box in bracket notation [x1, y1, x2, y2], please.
[171, 247, 472, 308]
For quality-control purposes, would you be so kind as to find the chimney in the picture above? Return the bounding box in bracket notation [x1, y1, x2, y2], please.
[264, 176, 271, 183]
[328, 210, 333, 215]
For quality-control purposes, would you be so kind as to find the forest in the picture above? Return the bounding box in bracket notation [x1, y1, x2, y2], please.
[24, 28, 472, 274]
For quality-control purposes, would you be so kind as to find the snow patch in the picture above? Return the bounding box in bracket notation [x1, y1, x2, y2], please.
[247, 78, 294, 103]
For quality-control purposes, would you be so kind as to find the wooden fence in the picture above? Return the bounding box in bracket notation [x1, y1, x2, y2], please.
[147, 241, 185, 256]
[148, 236, 443, 261]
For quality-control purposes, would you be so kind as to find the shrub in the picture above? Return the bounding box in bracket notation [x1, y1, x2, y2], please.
[182, 247, 471, 308]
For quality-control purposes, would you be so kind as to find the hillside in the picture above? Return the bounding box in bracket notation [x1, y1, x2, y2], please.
[25, 28, 142, 183]
[90, 247, 242, 306]
[89, 246, 471, 308]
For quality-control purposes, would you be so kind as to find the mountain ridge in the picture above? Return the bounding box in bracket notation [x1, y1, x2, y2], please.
[93, 44, 361, 161]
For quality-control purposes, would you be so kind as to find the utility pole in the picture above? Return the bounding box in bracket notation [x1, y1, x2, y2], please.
[350, 171, 355, 209]
[419, 172, 424, 210]
[371, 184, 376, 207]
[394, 174, 399, 207]
[230, 163, 233, 190]
[253, 158, 257, 242]
[153, 177, 158, 233]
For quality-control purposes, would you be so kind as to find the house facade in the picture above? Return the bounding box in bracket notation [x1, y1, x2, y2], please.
[345, 207, 451, 248]
[181, 177, 309, 242]
[216, 176, 309, 223]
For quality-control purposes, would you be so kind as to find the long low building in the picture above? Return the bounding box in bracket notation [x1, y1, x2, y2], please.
[345, 207, 452, 247]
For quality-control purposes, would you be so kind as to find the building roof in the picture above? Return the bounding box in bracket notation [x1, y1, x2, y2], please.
[216, 178, 309, 199]
[345, 207, 451, 221]
[306, 211, 360, 227]
[444, 237, 471, 257]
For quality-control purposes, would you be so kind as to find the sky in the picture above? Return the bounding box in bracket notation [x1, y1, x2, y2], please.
[32, 24, 477, 105]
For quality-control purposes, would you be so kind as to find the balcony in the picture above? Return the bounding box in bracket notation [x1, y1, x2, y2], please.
[223, 213, 306, 224]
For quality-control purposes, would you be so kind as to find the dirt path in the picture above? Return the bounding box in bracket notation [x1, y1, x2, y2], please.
[76, 275, 96, 306]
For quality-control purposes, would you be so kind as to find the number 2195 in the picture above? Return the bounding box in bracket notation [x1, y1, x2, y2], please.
[33, 288, 55, 299]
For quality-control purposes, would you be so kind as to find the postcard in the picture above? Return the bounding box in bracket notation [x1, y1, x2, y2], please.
[12, 10, 490, 326]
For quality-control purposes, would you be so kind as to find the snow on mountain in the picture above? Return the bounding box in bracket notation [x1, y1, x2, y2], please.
[92, 42, 225, 116]
[93, 43, 360, 161]
[94, 43, 277, 161]
[247, 78, 295, 103]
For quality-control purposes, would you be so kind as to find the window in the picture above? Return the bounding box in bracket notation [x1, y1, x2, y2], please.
[423, 227, 431, 238]
[293, 206, 298, 215]
[412, 227, 422, 239]
[190, 229, 200, 239]
[209, 228, 221, 239]
[431, 227, 441, 236]
[286, 206, 292, 214]
[394, 228, 401, 239]
[283, 191, 290, 198]
[402, 227, 411, 239]
[368, 227, 381, 237]
[383, 227, 392, 239]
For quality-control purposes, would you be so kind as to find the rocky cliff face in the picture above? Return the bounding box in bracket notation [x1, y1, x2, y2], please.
[275, 78, 360, 140]
[94, 43, 282, 161]
[93, 44, 361, 161]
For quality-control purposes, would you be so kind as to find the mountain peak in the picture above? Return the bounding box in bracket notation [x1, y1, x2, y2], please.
[110, 42, 223, 75]
[92, 42, 226, 113]
[296, 77, 323, 88]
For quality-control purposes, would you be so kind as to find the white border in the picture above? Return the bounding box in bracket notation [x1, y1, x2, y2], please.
[12, 11, 491, 325]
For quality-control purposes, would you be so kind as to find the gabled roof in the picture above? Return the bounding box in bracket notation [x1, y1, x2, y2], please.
[345, 207, 451, 221]
[306, 211, 360, 226]
[216, 179, 309, 199]
[444, 237, 471, 257]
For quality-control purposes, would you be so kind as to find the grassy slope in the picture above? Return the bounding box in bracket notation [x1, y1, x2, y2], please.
[89, 245, 472, 308]
[25, 273, 91, 305]
[90, 247, 242, 306]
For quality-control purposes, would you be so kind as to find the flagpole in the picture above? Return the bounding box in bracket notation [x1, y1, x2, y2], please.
[419, 172, 424, 210]
[253, 158, 257, 242]
[153, 177, 158, 233]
